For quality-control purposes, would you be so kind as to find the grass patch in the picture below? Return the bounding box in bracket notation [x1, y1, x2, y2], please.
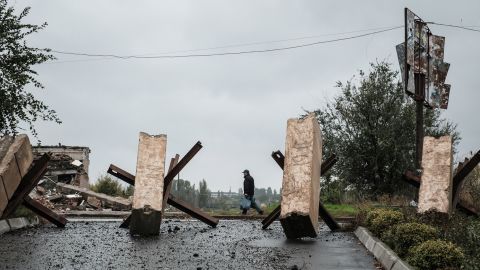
[324, 203, 358, 217]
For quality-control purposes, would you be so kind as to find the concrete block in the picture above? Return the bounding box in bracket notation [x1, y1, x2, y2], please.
[57, 183, 130, 210]
[0, 177, 8, 217]
[418, 136, 453, 214]
[7, 217, 28, 230]
[373, 242, 398, 270]
[280, 114, 322, 239]
[391, 259, 414, 270]
[0, 219, 10, 234]
[0, 135, 33, 199]
[354, 227, 371, 244]
[365, 235, 378, 252]
[13, 135, 33, 177]
[130, 132, 167, 236]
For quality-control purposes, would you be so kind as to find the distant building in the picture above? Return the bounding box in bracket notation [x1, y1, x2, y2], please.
[33, 145, 91, 188]
[210, 191, 239, 198]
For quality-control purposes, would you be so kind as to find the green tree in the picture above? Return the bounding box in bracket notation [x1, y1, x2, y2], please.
[172, 179, 196, 204]
[90, 175, 124, 197]
[0, 1, 60, 138]
[312, 61, 460, 198]
[123, 185, 134, 198]
[198, 179, 210, 208]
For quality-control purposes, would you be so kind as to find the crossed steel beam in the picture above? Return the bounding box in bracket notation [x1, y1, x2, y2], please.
[402, 149, 480, 216]
[107, 141, 219, 228]
[261, 151, 340, 231]
[1, 154, 67, 227]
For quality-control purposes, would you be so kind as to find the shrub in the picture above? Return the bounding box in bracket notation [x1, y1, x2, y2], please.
[365, 208, 404, 236]
[384, 222, 438, 256]
[407, 240, 464, 270]
[457, 218, 480, 270]
[415, 211, 480, 269]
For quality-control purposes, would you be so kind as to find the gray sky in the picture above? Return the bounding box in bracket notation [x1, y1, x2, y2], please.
[14, 0, 480, 192]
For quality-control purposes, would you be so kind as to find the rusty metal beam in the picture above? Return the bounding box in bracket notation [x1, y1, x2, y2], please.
[261, 205, 280, 229]
[167, 194, 218, 227]
[321, 154, 337, 174]
[402, 170, 421, 188]
[119, 154, 180, 229]
[262, 151, 340, 231]
[108, 148, 218, 227]
[119, 214, 131, 228]
[402, 170, 478, 216]
[271, 151, 284, 169]
[23, 195, 67, 227]
[1, 154, 50, 219]
[456, 203, 479, 216]
[107, 164, 135, 186]
[162, 154, 180, 216]
[164, 142, 202, 187]
[452, 150, 480, 207]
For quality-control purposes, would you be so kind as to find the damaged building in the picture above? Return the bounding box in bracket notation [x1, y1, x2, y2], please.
[33, 145, 91, 188]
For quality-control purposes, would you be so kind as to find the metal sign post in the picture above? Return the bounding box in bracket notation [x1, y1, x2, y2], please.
[397, 8, 451, 171]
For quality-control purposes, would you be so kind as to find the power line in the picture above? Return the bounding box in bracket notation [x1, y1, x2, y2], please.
[427, 22, 480, 33]
[50, 26, 402, 61]
[48, 25, 401, 64]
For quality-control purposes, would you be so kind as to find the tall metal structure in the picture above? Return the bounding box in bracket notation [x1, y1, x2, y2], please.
[396, 8, 451, 170]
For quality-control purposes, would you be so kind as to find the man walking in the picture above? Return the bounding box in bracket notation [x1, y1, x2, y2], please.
[242, 169, 264, 215]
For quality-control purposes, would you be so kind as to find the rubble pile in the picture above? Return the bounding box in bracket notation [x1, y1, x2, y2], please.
[30, 180, 131, 214]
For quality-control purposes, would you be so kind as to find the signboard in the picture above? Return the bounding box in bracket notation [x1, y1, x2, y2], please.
[398, 8, 451, 109]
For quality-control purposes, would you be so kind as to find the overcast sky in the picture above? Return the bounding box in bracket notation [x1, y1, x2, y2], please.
[13, 0, 480, 192]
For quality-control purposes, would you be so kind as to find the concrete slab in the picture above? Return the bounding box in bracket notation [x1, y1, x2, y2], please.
[13, 136, 33, 178]
[7, 217, 28, 230]
[418, 136, 453, 214]
[365, 235, 378, 251]
[391, 260, 414, 270]
[130, 132, 167, 236]
[280, 114, 322, 239]
[0, 177, 7, 217]
[355, 226, 413, 270]
[0, 219, 10, 234]
[56, 183, 131, 210]
[354, 227, 370, 244]
[372, 242, 398, 270]
[0, 135, 33, 199]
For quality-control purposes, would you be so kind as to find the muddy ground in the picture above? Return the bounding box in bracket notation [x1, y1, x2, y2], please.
[0, 219, 376, 270]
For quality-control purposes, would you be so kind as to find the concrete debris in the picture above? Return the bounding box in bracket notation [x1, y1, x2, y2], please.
[56, 182, 131, 211]
[86, 196, 101, 210]
[33, 145, 90, 189]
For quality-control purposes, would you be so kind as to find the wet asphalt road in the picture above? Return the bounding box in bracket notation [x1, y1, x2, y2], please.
[0, 219, 376, 270]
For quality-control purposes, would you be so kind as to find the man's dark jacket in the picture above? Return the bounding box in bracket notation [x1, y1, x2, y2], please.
[243, 174, 255, 196]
